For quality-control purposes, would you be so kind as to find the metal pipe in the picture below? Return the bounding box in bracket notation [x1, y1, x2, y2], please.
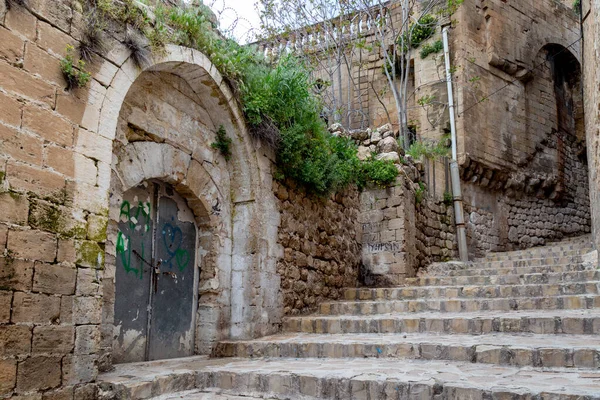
[442, 25, 469, 262]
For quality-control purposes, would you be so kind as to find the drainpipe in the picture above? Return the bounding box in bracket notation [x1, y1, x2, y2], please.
[442, 25, 469, 262]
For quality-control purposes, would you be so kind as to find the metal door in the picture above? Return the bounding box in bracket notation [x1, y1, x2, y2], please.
[114, 182, 197, 363]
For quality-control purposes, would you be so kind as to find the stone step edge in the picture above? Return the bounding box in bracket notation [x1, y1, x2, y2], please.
[343, 281, 600, 297]
[320, 294, 600, 309]
[194, 361, 600, 400]
[213, 334, 600, 368]
[97, 357, 600, 400]
[283, 312, 600, 335]
[402, 270, 599, 285]
[429, 265, 593, 277]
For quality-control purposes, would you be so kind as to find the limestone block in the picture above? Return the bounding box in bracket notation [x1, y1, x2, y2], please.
[75, 325, 101, 355]
[33, 262, 76, 295]
[73, 296, 102, 325]
[32, 325, 74, 354]
[11, 292, 60, 324]
[377, 136, 399, 153]
[0, 291, 11, 323]
[0, 62, 55, 107]
[4, 7, 37, 41]
[0, 26, 24, 64]
[376, 152, 400, 163]
[0, 192, 29, 225]
[0, 358, 16, 395]
[7, 229, 57, 262]
[16, 356, 62, 392]
[0, 325, 31, 356]
[357, 146, 371, 161]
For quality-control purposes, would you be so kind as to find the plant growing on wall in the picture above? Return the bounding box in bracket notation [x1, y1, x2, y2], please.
[420, 40, 444, 59]
[71, 0, 398, 195]
[406, 134, 450, 160]
[60, 45, 92, 90]
[211, 125, 232, 161]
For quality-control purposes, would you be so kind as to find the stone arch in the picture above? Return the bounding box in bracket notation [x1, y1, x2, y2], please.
[73, 45, 282, 369]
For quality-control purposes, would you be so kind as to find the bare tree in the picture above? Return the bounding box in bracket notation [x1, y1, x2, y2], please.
[343, 0, 463, 147]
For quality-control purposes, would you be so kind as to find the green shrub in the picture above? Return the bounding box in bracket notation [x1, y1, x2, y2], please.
[573, 0, 581, 14]
[415, 182, 426, 204]
[399, 14, 438, 51]
[420, 40, 444, 59]
[406, 135, 450, 160]
[357, 156, 399, 189]
[211, 125, 232, 161]
[60, 45, 91, 89]
[443, 191, 453, 206]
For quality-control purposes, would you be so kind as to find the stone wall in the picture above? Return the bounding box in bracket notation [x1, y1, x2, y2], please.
[582, 0, 600, 258]
[355, 123, 458, 284]
[274, 182, 361, 315]
[415, 198, 457, 268]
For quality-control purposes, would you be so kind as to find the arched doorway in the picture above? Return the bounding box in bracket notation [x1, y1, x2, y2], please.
[113, 181, 199, 363]
[73, 46, 282, 372]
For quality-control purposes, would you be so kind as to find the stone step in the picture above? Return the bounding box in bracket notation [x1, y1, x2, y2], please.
[196, 358, 600, 400]
[345, 281, 600, 301]
[479, 248, 590, 261]
[443, 256, 583, 272]
[283, 309, 600, 335]
[97, 356, 600, 400]
[480, 243, 592, 262]
[214, 332, 600, 369]
[438, 262, 591, 277]
[404, 269, 600, 286]
[317, 295, 600, 315]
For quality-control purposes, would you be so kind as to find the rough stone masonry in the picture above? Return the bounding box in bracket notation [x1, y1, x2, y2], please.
[0, 0, 597, 398]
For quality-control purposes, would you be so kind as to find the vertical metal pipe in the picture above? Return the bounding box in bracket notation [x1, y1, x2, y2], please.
[442, 26, 469, 262]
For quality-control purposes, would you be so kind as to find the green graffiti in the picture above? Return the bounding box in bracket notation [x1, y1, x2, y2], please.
[120, 200, 152, 235]
[117, 200, 152, 279]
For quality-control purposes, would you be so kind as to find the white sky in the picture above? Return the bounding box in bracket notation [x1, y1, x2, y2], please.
[208, 0, 262, 43]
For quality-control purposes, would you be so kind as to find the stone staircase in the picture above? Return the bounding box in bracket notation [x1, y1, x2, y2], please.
[98, 236, 600, 399]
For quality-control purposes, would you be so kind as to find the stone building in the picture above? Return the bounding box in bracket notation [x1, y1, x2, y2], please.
[582, 0, 600, 262]
[261, 0, 591, 262]
[0, 0, 596, 398]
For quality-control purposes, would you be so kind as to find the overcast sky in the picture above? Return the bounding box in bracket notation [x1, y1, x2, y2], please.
[208, 0, 262, 43]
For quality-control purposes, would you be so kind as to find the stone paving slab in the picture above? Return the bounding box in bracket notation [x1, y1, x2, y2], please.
[214, 332, 600, 368]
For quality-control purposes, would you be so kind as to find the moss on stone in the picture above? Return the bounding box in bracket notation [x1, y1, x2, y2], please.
[76, 240, 105, 269]
[87, 215, 108, 242]
[28, 200, 87, 239]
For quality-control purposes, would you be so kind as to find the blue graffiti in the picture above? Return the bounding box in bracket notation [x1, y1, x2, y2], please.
[161, 222, 190, 272]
